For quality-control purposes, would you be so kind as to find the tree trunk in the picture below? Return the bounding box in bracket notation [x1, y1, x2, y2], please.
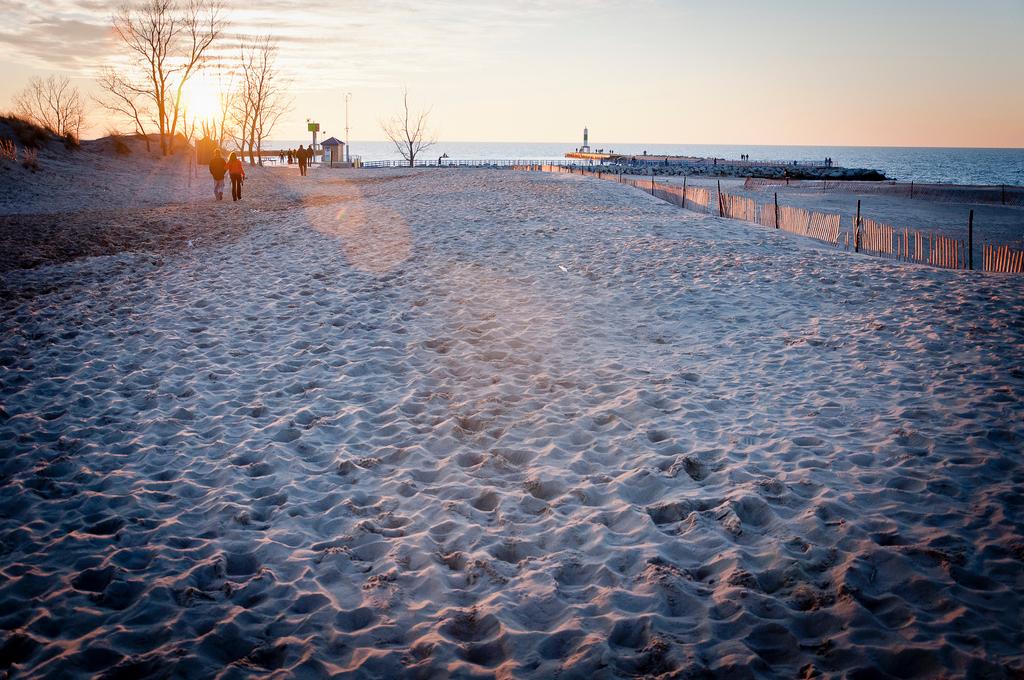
[157, 100, 168, 155]
[248, 118, 257, 164]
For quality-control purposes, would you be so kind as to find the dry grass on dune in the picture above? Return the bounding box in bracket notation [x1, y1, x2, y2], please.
[0, 114, 54, 149]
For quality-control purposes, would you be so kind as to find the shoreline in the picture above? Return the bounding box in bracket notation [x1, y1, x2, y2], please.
[265, 139, 1024, 186]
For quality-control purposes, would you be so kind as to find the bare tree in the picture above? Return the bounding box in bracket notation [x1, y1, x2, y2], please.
[13, 75, 86, 140]
[167, 1, 223, 149]
[230, 36, 291, 165]
[112, 0, 224, 155]
[94, 67, 154, 151]
[381, 88, 434, 167]
[198, 107, 225, 149]
[211, 72, 237, 149]
[228, 77, 253, 160]
[181, 105, 197, 147]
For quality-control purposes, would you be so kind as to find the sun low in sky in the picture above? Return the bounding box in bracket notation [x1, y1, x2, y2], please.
[1, 0, 1022, 147]
[182, 73, 222, 123]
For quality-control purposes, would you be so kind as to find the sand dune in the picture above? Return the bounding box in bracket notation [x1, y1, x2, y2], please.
[1, 167, 1022, 678]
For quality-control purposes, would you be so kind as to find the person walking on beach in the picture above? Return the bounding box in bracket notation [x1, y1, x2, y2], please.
[227, 152, 245, 201]
[297, 144, 308, 177]
[208, 149, 227, 201]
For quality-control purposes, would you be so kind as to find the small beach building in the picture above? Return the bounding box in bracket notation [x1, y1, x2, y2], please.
[196, 137, 218, 165]
[320, 137, 346, 166]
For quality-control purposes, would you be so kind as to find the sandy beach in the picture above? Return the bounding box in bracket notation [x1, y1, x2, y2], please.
[1, 162, 1023, 678]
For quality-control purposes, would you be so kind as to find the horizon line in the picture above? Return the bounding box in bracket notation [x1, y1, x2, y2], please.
[259, 138, 1024, 152]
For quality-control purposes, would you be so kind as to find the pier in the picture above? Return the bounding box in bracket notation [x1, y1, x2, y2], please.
[564, 151, 825, 167]
[564, 127, 885, 180]
[563, 151, 886, 181]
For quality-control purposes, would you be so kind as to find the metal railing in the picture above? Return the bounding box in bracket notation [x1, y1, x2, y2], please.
[360, 158, 575, 169]
[359, 157, 835, 170]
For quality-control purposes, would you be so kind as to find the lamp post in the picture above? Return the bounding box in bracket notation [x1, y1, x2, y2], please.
[344, 92, 351, 163]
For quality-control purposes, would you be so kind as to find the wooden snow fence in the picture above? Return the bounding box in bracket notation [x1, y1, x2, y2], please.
[857, 218, 895, 258]
[927, 235, 965, 269]
[774, 205, 808, 237]
[683, 186, 711, 212]
[743, 177, 809, 189]
[742, 177, 1024, 207]
[704, 190, 841, 245]
[720, 193, 756, 222]
[652, 183, 681, 206]
[853, 216, 969, 270]
[805, 212, 842, 245]
[756, 204, 776, 228]
[514, 165, 1023, 273]
[982, 244, 1024, 273]
[765, 205, 840, 245]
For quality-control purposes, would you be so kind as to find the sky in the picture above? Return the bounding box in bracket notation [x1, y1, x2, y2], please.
[1, 0, 1022, 148]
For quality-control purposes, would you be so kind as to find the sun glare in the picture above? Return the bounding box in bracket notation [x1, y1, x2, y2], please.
[183, 74, 221, 121]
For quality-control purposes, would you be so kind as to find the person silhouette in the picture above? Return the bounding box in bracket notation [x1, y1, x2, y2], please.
[208, 149, 226, 200]
[227, 152, 245, 201]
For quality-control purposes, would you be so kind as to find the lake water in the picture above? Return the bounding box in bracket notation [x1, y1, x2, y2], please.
[266, 140, 1024, 187]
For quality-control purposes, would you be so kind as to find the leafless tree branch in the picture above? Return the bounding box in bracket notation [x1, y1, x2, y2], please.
[229, 36, 291, 165]
[381, 88, 435, 167]
[13, 75, 86, 140]
[111, 0, 224, 155]
[94, 67, 154, 151]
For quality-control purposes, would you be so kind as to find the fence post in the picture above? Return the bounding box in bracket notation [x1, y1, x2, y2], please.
[910, 181, 914, 199]
[968, 209, 974, 270]
[651, 176, 655, 195]
[774, 192, 779, 229]
[854, 199, 861, 253]
[717, 180, 724, 217]
[1001, 185, 1006, 205]
[682, 175, 687, 208]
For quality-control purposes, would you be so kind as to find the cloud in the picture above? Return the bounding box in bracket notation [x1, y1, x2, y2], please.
[0, 0, 586, 85]
[0, 17, 112, 70]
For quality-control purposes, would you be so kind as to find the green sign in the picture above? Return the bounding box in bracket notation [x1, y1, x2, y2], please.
[308, 122, 320, 132]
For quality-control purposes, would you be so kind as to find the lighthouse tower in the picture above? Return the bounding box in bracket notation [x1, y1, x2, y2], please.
[581, 126, 590, 153]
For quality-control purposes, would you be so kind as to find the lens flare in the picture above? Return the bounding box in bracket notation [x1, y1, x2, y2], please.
[303, 194, 411, 274]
